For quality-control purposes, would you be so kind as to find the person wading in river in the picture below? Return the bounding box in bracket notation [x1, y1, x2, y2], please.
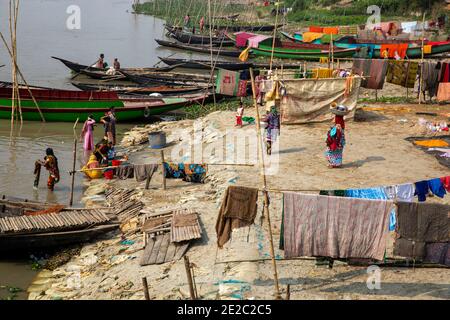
[37, 148, 60, 191]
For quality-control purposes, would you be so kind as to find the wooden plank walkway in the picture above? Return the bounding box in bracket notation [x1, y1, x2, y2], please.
[0, 209, 110, 234]
[140, 234, 190, 266]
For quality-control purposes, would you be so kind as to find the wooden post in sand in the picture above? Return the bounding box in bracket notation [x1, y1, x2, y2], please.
[419, 13, 426, 105]
[183, 256, 196, 300]
[142, 277, 150, 300]
[249, 68, 282, 299]
[69, 139, 77, 206]
[160, 149, 166, 190]
[286, 284, 290, 300]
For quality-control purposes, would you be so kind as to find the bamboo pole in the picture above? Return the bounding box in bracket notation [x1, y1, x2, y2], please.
[160, 150, 166, 190]
[249, 68, 281, 299]
[207, 0, 216, 106]
[183, 256, 196, 300]
[0, 31, 45, 122]
[419, 13, 426, 105]
[269, 2, 280, 71]
[69, 139, 77, 206]
[13, 0, 22, 124]
[9, 0, 16, 127]
[142, 277, 150, 300]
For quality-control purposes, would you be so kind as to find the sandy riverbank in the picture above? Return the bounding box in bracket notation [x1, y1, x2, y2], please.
[27, 102, 450, 300]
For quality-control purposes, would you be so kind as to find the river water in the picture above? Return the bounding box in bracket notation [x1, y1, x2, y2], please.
[0, 0, 189, 299]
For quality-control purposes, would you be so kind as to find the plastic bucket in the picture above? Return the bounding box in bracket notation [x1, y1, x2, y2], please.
[148, 131, 166, 149]
[104, 170, 114, 180]
[112, 160, 121, 167]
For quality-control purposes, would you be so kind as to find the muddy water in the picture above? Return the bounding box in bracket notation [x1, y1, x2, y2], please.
[0, 119, 131, 299]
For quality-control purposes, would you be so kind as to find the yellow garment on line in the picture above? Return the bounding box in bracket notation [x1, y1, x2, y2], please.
[302, 32, 324, 43]
[239, 47, 250, 62]
[319, 57, 329, 64]
[423, 45, 432, 54]
[311, 68, 333, 78]
[414, 140, 449, 148]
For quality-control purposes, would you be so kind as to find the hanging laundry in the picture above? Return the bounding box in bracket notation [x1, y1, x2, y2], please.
[115, 165, 134, 180]
[367, 59, 388, 89]
[414, 180, 430, 202]
[441, 176, 450, 192]
[184, 164, 207, 183]
[164, 162, 186, 179]
[215, 69, 240, 96]
[216, 186, 259, 248]
[394, 183, 415, 202]
[310, 68, 333, 78]
[352, 59, 371, 87]
[424, 242, 449, 266]
[428, 178, 447, 198]
[282, 193, 393, 260]
[379, 44, 408, 59]
[237, 80, 248, 97]
[345, 187, 396, 231]
[421, 61, 440, 98]
[394, 202, 449, 259]
[437, 83, 450, 102]
[439, 62, 450, 82]
[134, 164, 158, 182]
[309, 26, 323, 33]
[319, 190, 346, 197]
[386, 61, 418, 88]
[323, 27, 339, 35]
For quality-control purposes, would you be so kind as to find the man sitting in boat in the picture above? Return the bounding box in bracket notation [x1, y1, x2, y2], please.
[94, 53, 108, 69]
[106, 58, 121, 75]
[37, 148, 60, 191]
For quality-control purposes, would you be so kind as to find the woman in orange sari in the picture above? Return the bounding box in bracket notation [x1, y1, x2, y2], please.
[38, 148, 60, 190]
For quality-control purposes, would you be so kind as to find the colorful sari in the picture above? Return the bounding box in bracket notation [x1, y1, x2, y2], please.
[325, 125, 345, 167]
[44, 155, 60, 190]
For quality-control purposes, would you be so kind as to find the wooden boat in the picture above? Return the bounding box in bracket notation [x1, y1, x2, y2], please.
[52, 56, 178, 74]
[71, 82, 205, 95]
[159, 57, 253, 70]
[251, 42, 359, 60]
[0, 85, 208, 121]
[121, 69, 212, 86]
[0, 197, 119, 252]
[155, 39, 243, 57]
[204, 23, 283, 32]
[164, 25, 234, 46]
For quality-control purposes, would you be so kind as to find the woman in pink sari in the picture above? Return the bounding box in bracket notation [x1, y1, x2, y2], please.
[80, 115, 96, 151]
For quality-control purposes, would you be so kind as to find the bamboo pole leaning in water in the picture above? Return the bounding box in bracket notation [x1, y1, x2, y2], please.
[249, 68, 282, 299]
[8, 0, 16, 126]
[69, 139, 77, 206]
[13, 0, 22, 124]
[0, 30, 45, 122]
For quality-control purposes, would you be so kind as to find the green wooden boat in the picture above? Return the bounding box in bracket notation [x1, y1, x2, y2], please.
[0, 87, 205, 122]
[251, 44, 358, 60]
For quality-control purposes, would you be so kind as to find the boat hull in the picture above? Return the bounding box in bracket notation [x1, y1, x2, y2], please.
[251, 45, 357, 60]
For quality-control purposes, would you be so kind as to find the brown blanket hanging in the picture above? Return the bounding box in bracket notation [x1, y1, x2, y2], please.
[215, 186, 259, 248]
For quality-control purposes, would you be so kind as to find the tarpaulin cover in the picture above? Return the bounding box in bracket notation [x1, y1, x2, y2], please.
[280, 77, 361, 124]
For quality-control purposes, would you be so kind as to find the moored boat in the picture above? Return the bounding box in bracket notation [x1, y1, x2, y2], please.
[159, 57, 253, 70]
[155, 39, 243, 57]
[71, 82, 206, 95]
[204, 23, 283, 32]
[0, 86, 208, 121]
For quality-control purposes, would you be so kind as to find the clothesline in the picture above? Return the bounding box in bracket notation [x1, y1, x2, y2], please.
[71, 162, 255, 173]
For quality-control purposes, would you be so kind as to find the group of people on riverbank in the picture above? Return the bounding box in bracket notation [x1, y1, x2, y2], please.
[36, 107, 117, 191]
